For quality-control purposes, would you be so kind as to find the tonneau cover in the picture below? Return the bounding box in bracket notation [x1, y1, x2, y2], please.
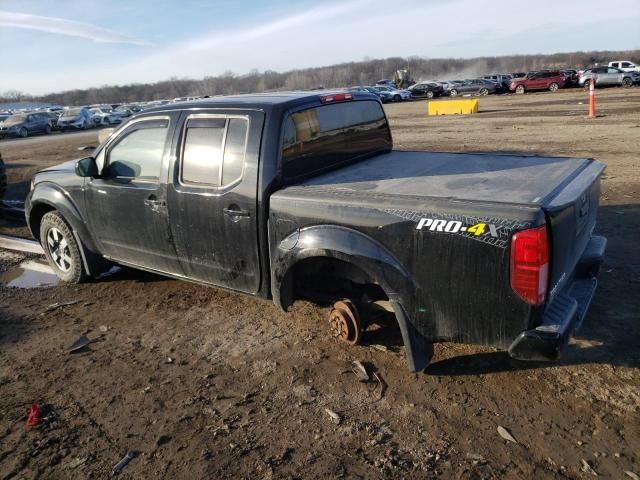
[284, 151, 593, 206]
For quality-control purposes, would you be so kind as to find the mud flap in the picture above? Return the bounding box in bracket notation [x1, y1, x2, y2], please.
[71, 229, 111, 277]
[390, 300, 433, 372]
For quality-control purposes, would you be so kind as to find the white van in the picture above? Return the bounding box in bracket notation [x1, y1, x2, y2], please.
[608, 61, 640, 72]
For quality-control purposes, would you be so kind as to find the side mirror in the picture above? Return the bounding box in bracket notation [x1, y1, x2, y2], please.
[75, 157, 99, 178]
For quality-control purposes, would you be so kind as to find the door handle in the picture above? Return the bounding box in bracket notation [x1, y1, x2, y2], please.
[223, 207, 250, 218]
[144, 195, 166, 209]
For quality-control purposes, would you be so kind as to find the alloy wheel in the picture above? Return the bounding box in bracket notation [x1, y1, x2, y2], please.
[47, 228, 72, 272]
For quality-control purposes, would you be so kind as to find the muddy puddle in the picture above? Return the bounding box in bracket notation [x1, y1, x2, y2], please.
[0, 258, 59, 288]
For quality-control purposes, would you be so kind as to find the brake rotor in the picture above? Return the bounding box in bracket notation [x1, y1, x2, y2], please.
[328, 300, 362, 345]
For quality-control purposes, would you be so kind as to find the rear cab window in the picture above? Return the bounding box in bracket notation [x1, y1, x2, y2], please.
[281, 99, 391, 182]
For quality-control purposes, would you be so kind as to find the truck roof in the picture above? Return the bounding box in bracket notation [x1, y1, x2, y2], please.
[144, 91, 378, 113]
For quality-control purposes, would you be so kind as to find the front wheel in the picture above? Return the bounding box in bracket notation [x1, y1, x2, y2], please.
[549, 83, 559, 92]
[622, 77, 632, 87]
[515, 85, 525, 94]
[426, 91, 434, 99]
[479, 88, 489, 96]
[449, 89, 458, 97]
[20, 127, 28, 138]
[393, 94, 401, 102]
[583, 80, 591, 89]
[40, 211, 88, 283]
[45, 124, 52, 134]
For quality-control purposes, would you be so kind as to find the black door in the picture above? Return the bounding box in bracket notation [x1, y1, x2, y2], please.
[85, 115, 183, 274]
[167, 111, 263, 293]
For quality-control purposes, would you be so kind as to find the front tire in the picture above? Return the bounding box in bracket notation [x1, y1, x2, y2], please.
[515, 85, 525, 94]
[426, 91, 434, 99]
[20, 127, 28, 138]
[40, 211, 88, 283]
[449, 89, 458, 97]
[622, 77, 632, 87]
[479, 88, 489, 96]
[549, 83, 559, 92]
[393, 94, 401, 102]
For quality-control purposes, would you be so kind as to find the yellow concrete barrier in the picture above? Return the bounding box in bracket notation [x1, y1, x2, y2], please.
[427, 99, 479, 116]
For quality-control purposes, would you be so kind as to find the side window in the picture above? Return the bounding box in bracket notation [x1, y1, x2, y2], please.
[107, 120, 168, 181]
[181, 116, 248, 187]
[607, 68, 619, 74]
[621, 62, 631, 68]
[182, 118, 225, 186]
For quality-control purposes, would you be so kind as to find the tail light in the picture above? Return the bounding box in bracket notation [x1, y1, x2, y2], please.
[510, 225, 549, 305]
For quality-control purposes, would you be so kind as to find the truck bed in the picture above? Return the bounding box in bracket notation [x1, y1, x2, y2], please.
[271, 150, 605, 349]
[283, 151, 593, 207]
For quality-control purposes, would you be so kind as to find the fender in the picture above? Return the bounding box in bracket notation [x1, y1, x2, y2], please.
[271, 225, 432, 372]
[26, 182, 105, 276]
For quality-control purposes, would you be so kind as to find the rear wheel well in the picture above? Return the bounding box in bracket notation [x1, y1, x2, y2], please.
[28, 203, 56, 241]
[280, 257, 389, 310]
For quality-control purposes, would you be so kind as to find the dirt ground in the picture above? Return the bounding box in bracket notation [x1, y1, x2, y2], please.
[0, 88, 638, 479]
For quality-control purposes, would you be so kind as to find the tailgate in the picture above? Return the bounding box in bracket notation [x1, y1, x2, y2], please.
[544, 160, 606, 300]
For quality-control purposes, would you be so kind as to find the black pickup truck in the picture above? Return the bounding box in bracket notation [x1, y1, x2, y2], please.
[25, 92, 606, 371]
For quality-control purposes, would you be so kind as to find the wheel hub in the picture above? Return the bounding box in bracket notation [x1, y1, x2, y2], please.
[328, 300, 362, 345]
[47, 228, 72, 272]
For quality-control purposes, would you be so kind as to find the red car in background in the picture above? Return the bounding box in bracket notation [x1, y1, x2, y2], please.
[509, 70, 566, 94]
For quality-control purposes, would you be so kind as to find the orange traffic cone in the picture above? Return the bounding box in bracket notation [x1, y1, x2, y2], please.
[587, 78, 596, 119]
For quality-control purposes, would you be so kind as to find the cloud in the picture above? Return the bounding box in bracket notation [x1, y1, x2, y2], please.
[184, 0, 368, 51]
[0, 10, 154, 46]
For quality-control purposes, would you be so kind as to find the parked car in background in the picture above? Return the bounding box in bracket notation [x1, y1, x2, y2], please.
[482, 74, 512, 92]
[347, 86, 393, 103]
[114, 105, 134, 117]
[374, 86, 411, 102]
[89, 107, 122, 126]
[0, 112, 52, 138]
[608, 61, 640, 73]
[510, 70, 566, 94]
[43, 111, 61, 130]
[408, 82, 444, 99]
[579, 67, 636, 88]
[440, 80, 464, 95]
[57, 108, 94, 130]
[448, 79, 498, 96]
[375, 79, 396, 89]
[563, 69, 580, 87]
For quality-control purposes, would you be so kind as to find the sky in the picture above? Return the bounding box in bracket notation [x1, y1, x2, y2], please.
[1, 0, 639, 95]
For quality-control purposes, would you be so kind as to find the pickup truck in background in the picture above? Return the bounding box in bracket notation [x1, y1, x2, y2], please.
[607, 60, 640, 73]
[25, 92, 606, 371]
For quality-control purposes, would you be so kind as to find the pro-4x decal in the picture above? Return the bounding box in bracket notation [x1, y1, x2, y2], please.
[382, 208, 532, 249]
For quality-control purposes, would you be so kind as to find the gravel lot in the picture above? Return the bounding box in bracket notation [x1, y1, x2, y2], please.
[1, 88, 639, 479]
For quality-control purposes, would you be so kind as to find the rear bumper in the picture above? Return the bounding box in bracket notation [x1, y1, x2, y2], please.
[508, 235, 606, 361]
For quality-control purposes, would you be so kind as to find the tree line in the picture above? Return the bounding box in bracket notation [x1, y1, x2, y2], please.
[2, 49, 639, 106]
